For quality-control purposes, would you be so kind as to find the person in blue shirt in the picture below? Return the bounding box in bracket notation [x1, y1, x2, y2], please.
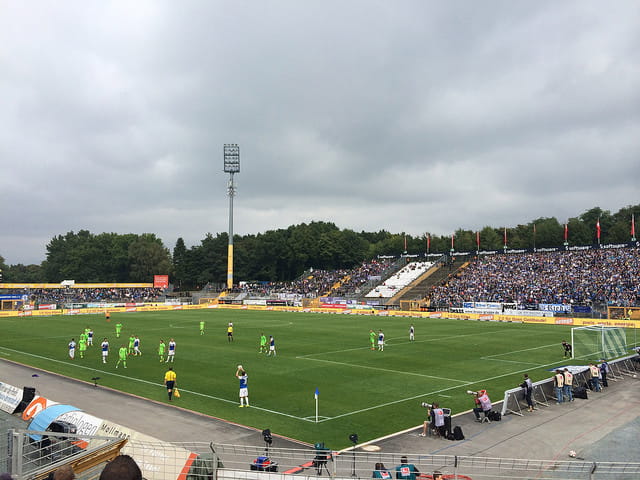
[395, 457, 419, 480]
[236, 366, 249, 407]
[267, 336, 276, 356]
[101, 338, 109, 364]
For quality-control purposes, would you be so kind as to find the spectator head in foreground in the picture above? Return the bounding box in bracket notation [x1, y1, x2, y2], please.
[99, 455, 142, 480]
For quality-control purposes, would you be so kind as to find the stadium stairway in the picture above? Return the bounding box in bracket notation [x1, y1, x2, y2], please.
[391, 257, 467, 306]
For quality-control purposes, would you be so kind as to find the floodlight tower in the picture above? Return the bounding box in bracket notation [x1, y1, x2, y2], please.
[223, 144, 240, 290]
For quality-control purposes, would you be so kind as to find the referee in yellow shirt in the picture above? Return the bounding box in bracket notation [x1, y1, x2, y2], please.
[164, 367, 177, 401]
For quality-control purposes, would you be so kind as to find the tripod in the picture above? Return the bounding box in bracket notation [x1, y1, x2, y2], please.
[350, 446, 357, 478]
[314, 458, 331, 476]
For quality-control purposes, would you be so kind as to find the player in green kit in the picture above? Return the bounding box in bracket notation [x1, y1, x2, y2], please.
[78, 335, 87, 358]
[259, 333, 267, 353]
[199, 321, 205, 335]
[158, 339, 166, 362]
[115, 323, 123, 338]
[116, 344, 127, 368]
[128, 335, 135, 355]
[369, 329, 376, 350]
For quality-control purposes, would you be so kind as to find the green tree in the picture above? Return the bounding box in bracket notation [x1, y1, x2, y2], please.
[128, 234, 172, 282]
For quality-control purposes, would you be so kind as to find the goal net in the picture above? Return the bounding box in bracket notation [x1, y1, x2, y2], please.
[571, 325, 627, 360]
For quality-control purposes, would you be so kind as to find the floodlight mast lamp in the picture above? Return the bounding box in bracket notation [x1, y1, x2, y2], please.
[223, 144, 240, 290]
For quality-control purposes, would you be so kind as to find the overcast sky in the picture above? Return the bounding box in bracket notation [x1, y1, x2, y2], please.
[1, 1, 639, 265]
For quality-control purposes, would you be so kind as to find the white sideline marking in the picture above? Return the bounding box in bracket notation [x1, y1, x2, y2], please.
[0, 346, 312, 422]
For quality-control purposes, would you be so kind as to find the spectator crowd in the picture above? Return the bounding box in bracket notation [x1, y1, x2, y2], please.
[428, 247, 640, 308]
[2, 287, 164, 306]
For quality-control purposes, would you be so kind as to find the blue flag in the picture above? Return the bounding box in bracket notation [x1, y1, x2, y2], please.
[314, 388, 319, 399]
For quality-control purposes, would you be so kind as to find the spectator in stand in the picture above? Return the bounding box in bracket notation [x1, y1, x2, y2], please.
[99, 455, 142, 480]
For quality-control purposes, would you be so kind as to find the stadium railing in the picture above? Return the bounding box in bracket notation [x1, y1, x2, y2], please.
[6, 429, 127, 480]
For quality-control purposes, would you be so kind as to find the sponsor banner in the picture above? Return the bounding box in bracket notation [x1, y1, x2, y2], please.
[0, 381, 24, 414]
[22, 395, 59, 421]
[320, 303, 348, 309]
[153, 275, 169, 289]
[56, 410, 103, 448]
[579, 319, 637, 328]
[572, 305, 592, 313]
[243, 299, 267, 306]
[479, 314, 494, 321]
[555, 318, 575, 325]
[96, 420, 194, 480]
[38, 304, 57, 310]
[463, 308, 502, 315]
[0, 294, 24, 300]
[504, 309, 552, 317]
[539, 304, 571, 313]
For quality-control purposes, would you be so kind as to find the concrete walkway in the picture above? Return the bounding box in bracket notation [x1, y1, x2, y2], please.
[2, 358, 639, 470]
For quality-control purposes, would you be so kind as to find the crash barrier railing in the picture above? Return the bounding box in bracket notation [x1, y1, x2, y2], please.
[6, 429, 127, 480]
[501, 354, 639, 416]
[5, 432, 640, 480]
[209, 443, 640, 480]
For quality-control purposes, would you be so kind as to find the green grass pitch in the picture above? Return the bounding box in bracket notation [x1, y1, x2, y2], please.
[0, 309, 580, 448]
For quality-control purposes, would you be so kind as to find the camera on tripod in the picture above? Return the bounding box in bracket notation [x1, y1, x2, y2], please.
[250, 429, 278, 472]
[312, 442, 332, 475]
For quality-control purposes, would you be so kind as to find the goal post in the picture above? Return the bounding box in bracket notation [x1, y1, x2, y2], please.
[571, 325, 628, 360]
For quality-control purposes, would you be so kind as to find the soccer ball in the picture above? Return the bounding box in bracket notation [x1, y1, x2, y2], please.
[568, 450, 576, 458]
[237, 365, 243, 370]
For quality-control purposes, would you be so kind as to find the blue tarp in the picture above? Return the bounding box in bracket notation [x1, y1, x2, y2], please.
[28, 404, 80, 441]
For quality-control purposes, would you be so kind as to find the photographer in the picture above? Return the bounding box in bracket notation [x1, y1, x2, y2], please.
[470, 389, 492, 422]
[419, 403, 447, 437]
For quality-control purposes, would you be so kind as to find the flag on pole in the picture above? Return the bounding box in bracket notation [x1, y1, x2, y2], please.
[476, 231, 480, 249]
[632, 214, 636, 240]
[564, 223, 568, 243]
[596, 218, 601, 243]
[315, 388, 319, 400]
[404, 235, 407, 253]
[503, 227, 507, 247]
[451, 233, 455, 250]
[426, 234, 431, 253]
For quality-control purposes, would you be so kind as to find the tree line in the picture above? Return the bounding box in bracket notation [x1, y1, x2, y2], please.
[1, 204, 638, 288]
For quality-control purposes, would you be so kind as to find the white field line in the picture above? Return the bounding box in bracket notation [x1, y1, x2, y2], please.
[0, 346, 313, 422]
[297, 356, 471, 383]
[297, 328, 511, 358]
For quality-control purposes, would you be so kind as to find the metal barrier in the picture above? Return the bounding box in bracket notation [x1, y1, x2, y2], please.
[6, 432, 640, 479]
[501, 354, 639, 416]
